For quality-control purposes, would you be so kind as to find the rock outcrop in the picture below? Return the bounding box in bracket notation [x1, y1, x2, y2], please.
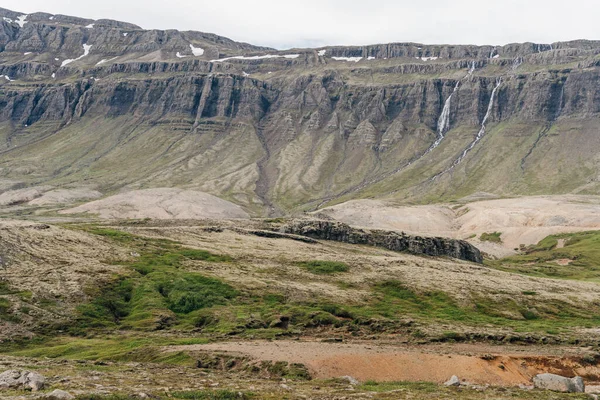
[280, 220, 483, 263]
[532, 373, 585, 393]
[0, 369, 45, 391]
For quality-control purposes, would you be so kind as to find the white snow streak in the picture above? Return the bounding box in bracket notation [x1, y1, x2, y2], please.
[96, 57, 118, 66]
[189, 44, 204, 56]
[60, 44, 92, 67]
[317, 49, 326, 56]
[51, 73, 56, 79]
[123, 32, 128, 37]
[49, 16, 54, 20]
[367, 56, 376, 60]
[419, 56, 438, 61]
[331, 56, 362, 62]
[1, 75, 14, 81]
[176, 52, 186, 58]
[211, 54, 300, 62]
[3, 17, 13, 23]
[16, 15, 27, 28]
[23, 52, 31, 55]
[85, 24, 94, 29]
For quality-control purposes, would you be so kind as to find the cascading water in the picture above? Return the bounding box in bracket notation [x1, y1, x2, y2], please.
[432, 77, 502, 179]
[512, 57, 522, 71]
[423, 61, 476, 156]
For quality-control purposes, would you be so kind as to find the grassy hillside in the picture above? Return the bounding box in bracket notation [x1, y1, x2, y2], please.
[488, 231, 600, 282]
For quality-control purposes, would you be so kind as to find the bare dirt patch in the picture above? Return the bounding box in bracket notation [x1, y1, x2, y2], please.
[167, 341, 600, 386]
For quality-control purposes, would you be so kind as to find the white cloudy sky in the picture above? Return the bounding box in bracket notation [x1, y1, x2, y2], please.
[14, 0, 600, 49]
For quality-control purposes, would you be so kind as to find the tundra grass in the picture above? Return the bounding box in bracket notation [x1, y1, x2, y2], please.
[487, 231, 600, 281]
[4, 226, 600, 363]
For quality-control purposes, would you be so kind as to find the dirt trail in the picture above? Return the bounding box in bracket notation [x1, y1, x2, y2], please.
[166, 341, 600, 385]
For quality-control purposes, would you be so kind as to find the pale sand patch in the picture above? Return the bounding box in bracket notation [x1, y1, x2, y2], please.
[61, 188, 249, 220]
[318, 195, 600, 256]
[29, 188, 102, 205]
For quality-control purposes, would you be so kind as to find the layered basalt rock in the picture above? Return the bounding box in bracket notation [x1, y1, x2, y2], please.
[280, 220, 483, 263]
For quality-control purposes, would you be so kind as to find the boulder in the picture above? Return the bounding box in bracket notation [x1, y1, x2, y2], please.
[444, 375, 461, 386]
[45, 389, 75, 400]
[0, 369, 45, 391]
[532, 373, 584, 393]
[340, 375, 360, 385]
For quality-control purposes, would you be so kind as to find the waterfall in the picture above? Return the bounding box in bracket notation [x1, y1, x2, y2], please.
[432, 78, 502, 179]
[424, 61, 476, 156]
[512, 57, 522, 71]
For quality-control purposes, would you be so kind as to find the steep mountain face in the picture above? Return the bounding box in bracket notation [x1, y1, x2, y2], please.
[0, 7, 599, 215]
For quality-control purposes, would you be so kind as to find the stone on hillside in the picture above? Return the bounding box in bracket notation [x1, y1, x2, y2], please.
[45, 389, 75, 400]
[0, 369, 46, 391]
[340, 375, 360, 385]
[532, 373, 584, 393]
[444, 375, 461, 386]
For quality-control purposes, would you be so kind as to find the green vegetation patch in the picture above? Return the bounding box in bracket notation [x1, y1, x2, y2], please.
[298, 260, 349, 274]
[488, 231, 600, 281]
[480, 232, 503, 243]
[64, 225, 238, 333]
[172, 391, 254, 400]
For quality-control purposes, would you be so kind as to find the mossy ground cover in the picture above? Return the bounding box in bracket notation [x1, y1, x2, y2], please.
[487, 231, 600, 281]
[298, 260, 350, 274]
[480, 232, 502, 243]
[3, 225, 600, 362]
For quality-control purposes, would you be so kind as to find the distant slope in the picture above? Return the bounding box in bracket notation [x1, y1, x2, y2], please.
[62, 188, 249, 219]
[0, 7, 599, 215]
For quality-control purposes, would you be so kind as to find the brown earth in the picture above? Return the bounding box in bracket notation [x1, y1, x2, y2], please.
[168, 341, 600, 387]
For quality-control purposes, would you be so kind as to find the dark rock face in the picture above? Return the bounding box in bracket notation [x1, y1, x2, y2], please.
[280, 220, 483, 263]
[0, 7, 600, 214]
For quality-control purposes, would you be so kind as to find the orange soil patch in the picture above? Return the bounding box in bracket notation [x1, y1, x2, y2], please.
[555, 258, 573, 265]
[167, 341, 600, 386]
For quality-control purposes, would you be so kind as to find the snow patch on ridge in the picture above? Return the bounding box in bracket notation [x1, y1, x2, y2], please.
[318, 49, 326, 56]
[96, 57, 118, 66]
[85, 24, 94, 29]
[189, 44, 204, 56]
[60, 44, 92, 67]
[16, 15, 28, 28]
[211, 54, 300, 62]
[331, 56, 362, 62]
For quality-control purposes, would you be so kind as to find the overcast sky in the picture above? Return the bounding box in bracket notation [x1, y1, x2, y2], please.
[13, 0, 600, 50]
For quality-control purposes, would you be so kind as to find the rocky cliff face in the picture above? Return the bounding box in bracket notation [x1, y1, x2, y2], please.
[280, 220, 483, 263]
[0, 7, 599, 215]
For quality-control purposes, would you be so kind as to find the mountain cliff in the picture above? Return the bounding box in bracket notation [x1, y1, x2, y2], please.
[0, 7, 599, 215]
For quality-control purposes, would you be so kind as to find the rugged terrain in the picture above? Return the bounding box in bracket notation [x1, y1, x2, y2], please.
[0, 7, 599, 215]
[2, 6, 600, 400]
[1, 218, 600, 398]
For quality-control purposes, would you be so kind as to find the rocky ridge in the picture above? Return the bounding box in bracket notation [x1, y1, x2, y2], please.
[280, 220, 483, 263]
[0, 7, 599, 215]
